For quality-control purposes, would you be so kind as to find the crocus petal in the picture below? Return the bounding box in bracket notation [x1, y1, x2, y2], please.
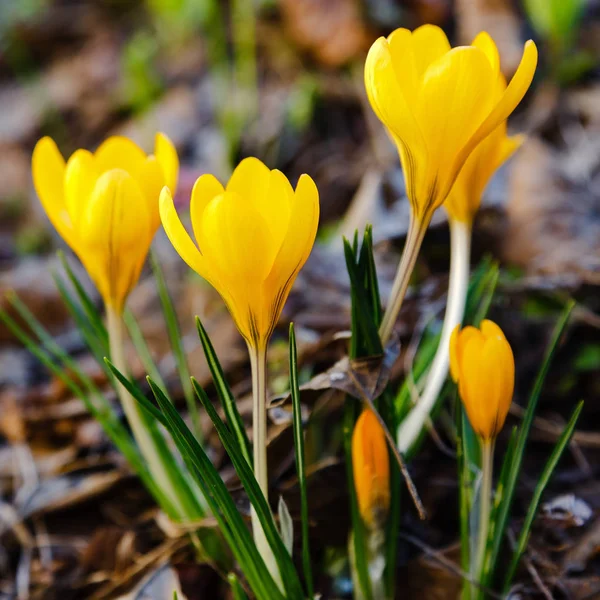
[190, 174, 224, 248]
[416, 46, 496, 208]
[451, 40, 537, 184]
[159, 187, 206, 277]
[480, 319, 506, 340]
[64, 149, 97, 230]
[137, 156, 166, 233]
[154, 133, 179, 194]
[32, 137, 75, 249]
[411, 24, 451, 76]
[80, 169, 152, 310]
[94, 136, 147, 179]
[226, 156, 271, 209]
[472, 31, 500, 75]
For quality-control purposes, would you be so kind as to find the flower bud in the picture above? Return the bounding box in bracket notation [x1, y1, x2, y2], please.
[352, 409, 390, 529]
[450, 320, 515, 441]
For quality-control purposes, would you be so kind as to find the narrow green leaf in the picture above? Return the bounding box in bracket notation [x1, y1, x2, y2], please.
[228, 573, 250, 600]
[146, 378, 285, 600]
[150, 252, 201, 439]
[57, 250, 109, 349]
[123, 308, 167, 391]
[190, 377, 305, 599]
[196, 316, 252, 467]
[278, 495, 294, 556]
[485, 301, 575, 586]
[289, 323, 314, 598]
[502, 401, 583, 592]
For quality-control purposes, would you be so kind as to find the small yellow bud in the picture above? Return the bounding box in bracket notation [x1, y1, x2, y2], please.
[450, 320, 515, 441]
[364, 26, 537, 218]
[352, 409, 390, 529]
[32, 134, 178, 312]
[160, 157, 319, 349]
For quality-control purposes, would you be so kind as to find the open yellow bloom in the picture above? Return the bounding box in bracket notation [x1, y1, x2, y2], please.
[365, 25, 537, 219]
[32, 134, 178, 312]
[160, 157, 319, 348]
[450, 320, 515, 441]
[352, 408, 390, 529]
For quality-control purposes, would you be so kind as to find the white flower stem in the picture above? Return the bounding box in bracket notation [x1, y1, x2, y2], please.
[379, 214, 429, 345]
[396, 218, 471, 453]
[248, 345, 284, 591]
[473, 439, 494, 598]
[106, 306, 186, 518]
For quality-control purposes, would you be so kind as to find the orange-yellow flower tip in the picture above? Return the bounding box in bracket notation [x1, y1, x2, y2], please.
[450, 320, 515, 441]
[364, 27, 537, 218]
[352, 408, 390, 529]
[32, 134, 179, 312]
[160, 157, 320, 348]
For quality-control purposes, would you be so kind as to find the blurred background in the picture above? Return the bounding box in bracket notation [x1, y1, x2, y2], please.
[1, 0, 600, 598]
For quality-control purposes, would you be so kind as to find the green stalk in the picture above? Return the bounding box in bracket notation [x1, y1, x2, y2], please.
[248, 344, 284, 591]
[106, 306, 186, 518]
[473, 439, 494, 599]
[379, 214, 429, 345]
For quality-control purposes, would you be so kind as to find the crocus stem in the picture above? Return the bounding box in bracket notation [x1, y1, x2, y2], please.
[379, 213, 429, 345]
[248, 344, 283, 591]
[474, 439, 494, 598]
[396, 218, 471, 453]
[106, 306, 185, 518]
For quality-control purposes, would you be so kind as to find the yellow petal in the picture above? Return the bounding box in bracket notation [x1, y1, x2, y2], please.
[64, 149, 98, 229]
[190, 174, 224, 248]
[159, 187, 206, 277]
[472, 31, 500, 74]
[154, 132, 179, 194]
[449, 325, 461, 382]
[226, 156, 271, 208]
[365, 36, 426, 206]
[200, 192, 276, 284]
[416, 46, 496, 208]
[352, 409, 390, 528]
[480, 319, 506, 341]
[262, 169, 293, 253]
[411, 24, 451, 77]
[94, 136, 147, 178]
[137, 156, 166, 233]
[451, 40, 537, 184]
[79, 169, 152, 310]
[32, 137, 75, 250]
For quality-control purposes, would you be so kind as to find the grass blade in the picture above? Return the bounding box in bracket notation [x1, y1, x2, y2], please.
[196, 316, 252, 467]
[502, 401, 583, 592]
[123, 308, 167, 391]
[289, 323, 314, 598]
[150, 252, 200, 439]
[57, 250, 108, 349]
[190, 377, 305, 599]
[146, 377, 286, 600]
[484, 300, 575, 586]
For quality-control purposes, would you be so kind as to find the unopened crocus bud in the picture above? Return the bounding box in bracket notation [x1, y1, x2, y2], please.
[450, 320, 515, 441]
[352, 408, 390, 529]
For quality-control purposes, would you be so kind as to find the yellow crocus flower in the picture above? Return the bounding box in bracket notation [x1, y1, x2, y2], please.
[352, 408, 390, 529]
[450, 320, 515, 441]
[32, 134, 178, 312]
[159, 157, 319, 349]
[365, 25, 537, 220]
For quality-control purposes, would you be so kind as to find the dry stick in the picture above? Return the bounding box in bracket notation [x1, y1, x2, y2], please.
[347, 369, 426, 520]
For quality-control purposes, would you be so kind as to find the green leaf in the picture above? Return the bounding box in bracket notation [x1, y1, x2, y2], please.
[484, 300, 575, 587]
[278, 495, 294, 556]
[190, 377, 305, 599]
[502, 401, 583, 592]
[196, 316, 252, 467]
[123, 308, 167, 391]
[151, 251, 201, 439]
[57, 250, 109, 349]
[524, 0, 584, 49]
[228, 573, 250, 600]
[146, 377, 286, 600]
[289, 323, 314, 598]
